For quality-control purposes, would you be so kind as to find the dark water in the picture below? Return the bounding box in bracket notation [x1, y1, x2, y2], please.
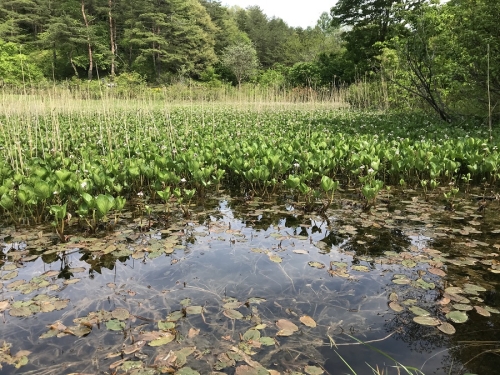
[1, 190, 500, 375]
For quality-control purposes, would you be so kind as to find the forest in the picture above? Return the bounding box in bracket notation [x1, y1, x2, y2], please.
[0, 0, 498, 122]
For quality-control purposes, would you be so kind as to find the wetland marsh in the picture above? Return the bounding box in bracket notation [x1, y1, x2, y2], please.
[1, 99, 500, 374]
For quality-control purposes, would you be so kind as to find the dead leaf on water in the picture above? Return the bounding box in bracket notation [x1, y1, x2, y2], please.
[299, 315, 316, 328]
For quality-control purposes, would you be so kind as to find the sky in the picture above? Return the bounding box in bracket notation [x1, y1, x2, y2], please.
[220, 0, 333, 29]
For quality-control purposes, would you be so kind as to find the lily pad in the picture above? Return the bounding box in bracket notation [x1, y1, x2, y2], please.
[242, 329, 261, 341]
[112, 308, 130, 320]
[259, 337, 275, 346]
[276, 319, 299, 332]
[185, 305, 203, 315]
[437, 322, 456, 335]
[308, 261, 325, 269]
[106, 319, 126, 331]
[158, 321, 176, 331]
[149, 333, 175, 347]
[299, 315, 317, 328]
[351, 265, 369, 272]
[452, 304, 473, 311]
[474, 306, 491, 317]
[413, 316, 441, 326]
[176, 368, 200, 375]
[389, 302, 404, 313]
[409, 306, 430, 316]
[305, 366, 324, 375]
[269, 254, 282, 263]
[446, 311, 468, 323]
[224, 309, 243, 320]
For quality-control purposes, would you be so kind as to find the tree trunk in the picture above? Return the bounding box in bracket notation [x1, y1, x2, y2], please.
[81, 0, 93, 80]
[108, 0, 116, 77]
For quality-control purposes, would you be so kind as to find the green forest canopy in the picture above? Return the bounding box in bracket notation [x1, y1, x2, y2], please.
[0, 0, 498, 121]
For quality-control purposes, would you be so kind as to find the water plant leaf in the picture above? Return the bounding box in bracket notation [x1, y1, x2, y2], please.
[224, 309, 243, 320]
[402, 260, 417, 268]
[308, 261, 325, 269]
[409, 306, 430, 316]
[446, 311, 468, 323]
[0, 300, 9, 312]
[2, 270, 18, 280]
[223, 301, 242, 310]
[415, 279, 435, 290]
[259, 337, 275, 346]
[167, 311, 184, 321]
[106, 319, 125, 331]
[305, 365, 324, 375]
[428, 268, 446, 277]
[9, 306, 32, 317]
[463, 283, 487, 293]
[149, 333, 175, 347]
[269, 254, 282, 263]
[176, 367, 200, 375]
[276, 319, 298, 332]
[185, 305, 203, 315]
[413, 316, 441, 326]
[158, 321, 176, 331]
[299, 315, 316, 328]
[453, 304, 473, 311]
[111, 308, 130, 320]
[389, 302, 404, 313]
[351, 265, 369, 272]
[293, 250, 308, 254]
[437, 322, 456, 335]
[242, 329, 261, 341]
[474, 306, 491, 317]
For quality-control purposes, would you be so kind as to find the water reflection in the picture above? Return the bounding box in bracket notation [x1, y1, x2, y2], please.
[0, 194, 499, 374]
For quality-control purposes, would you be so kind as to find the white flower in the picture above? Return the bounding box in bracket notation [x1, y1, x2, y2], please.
[80, 181, 87, 189]
[180, 178, 186, 183]
[368, 168, 374, 173]
[293, 163, 299, 168]
[137, 191, 144, 197]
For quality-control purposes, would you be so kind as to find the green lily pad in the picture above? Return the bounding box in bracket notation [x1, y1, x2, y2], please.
[409, 306, 430, 316]
[392, 278, 411, 285]
[223, 309, 243, 320]
[413, 316, 441, 326]
[453, 304, 473, 311]
[415, 278, 435, 290]
[9, 306, 32, 317]
[446, 311, 468, 323]
[149, 333, 175, 346]
[106, 319, 126, 331]
[158, 321, 176, 331]
[259, 337, 275, 346]
[351, 265, 369, 272]
[402, 260, 417, 268]
[176, 368, 200, 375]
[223, 301, 242, 310]
[167, 310, 184, 321]
[185, 305, 203, 315]
[242, 329, 261, 341]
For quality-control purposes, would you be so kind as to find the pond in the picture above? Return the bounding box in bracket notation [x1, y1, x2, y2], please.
[1, 187, 500, 375]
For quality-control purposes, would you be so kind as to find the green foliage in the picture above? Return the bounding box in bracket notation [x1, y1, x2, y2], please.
[0, 39, 44, 84]
[221, 42, 259, 87]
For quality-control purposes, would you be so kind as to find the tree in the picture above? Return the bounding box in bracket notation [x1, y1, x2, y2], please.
[330, 0, 425, 80]
[221, 42, 258, 88]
